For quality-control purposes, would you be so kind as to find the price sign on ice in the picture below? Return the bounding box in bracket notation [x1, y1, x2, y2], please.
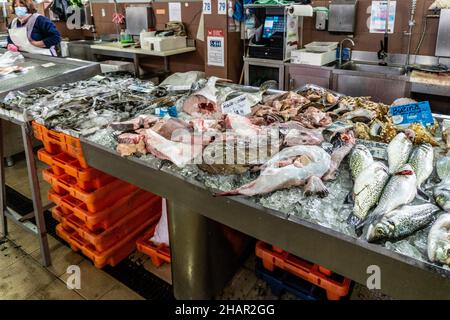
[221, 95, 251, 116]
[389, 101, 434, 128]
[203, 0, 211, 14]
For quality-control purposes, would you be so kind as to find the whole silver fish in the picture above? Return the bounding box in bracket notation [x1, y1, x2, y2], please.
[348, 161, 389, 226]
[408, 144, 434, 187]
[387, 132, 413, 174]
[349, 144, 374, 180]
[366, 203, 440, 242]
[215, 145, 331, 197]
[434, 157, 450, 211]
[427, 213, 450, 266]
[368, 164, 417, 222]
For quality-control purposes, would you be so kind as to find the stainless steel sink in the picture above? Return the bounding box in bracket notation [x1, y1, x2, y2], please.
[69, 40, 103, 45]
[337, 61, 407, 76]
[65, 40, 104, 61]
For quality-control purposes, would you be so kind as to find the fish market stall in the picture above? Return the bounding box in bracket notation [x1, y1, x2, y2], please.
[2, 74, 450, 299]
[0, 50, 100, 267]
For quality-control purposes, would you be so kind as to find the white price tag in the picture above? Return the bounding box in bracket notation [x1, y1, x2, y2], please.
[41, 62, 55, 68]
[91, 75, 106, 81]
[218, 0, 226, 15]
[221, 94, 251, 116]
[203, 0, 211, 14]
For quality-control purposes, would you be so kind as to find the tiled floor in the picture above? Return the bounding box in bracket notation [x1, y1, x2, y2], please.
[0, 154, 381, 300]
[1, 155, 144, 300]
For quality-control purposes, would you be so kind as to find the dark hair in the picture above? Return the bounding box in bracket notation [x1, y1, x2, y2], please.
[12, 0, 37, 14]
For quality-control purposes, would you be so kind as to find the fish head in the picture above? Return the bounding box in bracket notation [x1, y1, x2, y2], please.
[436, 157, 450, 182]
[434, 239, 450, 265]
[366, 220, 394, 242]
[394, 164, 415, 177]
[404, 129, 416, 141]
[435, 190, 450, 211]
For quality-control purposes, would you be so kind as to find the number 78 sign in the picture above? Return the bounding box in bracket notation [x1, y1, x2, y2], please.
[203, 0, 211, 14]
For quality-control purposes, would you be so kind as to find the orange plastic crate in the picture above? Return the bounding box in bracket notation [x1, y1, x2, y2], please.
[49, 188, 157, 231]
[32, 122, 88, 168]
[43, 168, 138, 212]
[53, 196, 161, 252]
[255, 241, 351, 300]
[56, 222, 149, 269]
[38, 149, 115, 191]
[136, 227, 171, 267]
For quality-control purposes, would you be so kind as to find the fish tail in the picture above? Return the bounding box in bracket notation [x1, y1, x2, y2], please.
[417, 188, 431, 202]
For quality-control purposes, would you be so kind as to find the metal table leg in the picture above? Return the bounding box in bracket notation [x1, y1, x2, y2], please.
[133, 54, 140, 78]
[21, 123, 51, 267]
[163, 56, 169, 73]
[168, 201, 240, 299]
[0, 120, 7, 238]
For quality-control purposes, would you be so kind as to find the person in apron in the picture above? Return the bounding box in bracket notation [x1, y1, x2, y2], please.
[7, 0, 61, 56]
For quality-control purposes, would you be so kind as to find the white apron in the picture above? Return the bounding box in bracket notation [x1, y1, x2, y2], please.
[9, 14, 53, 56]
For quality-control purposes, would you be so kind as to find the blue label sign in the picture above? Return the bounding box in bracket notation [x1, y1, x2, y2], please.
[389, 101, 434, 127]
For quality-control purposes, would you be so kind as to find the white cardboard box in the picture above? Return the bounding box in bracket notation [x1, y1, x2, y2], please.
[291, 49, 337, 66]
[141, 36, 187, 52]
[100, 60, 134, 73]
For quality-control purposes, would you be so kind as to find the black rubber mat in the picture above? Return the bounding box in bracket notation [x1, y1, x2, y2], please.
[4, 185, 174, 300]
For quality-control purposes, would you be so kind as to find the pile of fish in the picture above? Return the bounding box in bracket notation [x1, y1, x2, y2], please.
[1, 73, 177, 136]
[1, 72, 449, 269]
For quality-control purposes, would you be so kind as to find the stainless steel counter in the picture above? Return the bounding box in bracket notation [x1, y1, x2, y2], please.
[81, 137, 450, 300]
[0, 49, 101, 99]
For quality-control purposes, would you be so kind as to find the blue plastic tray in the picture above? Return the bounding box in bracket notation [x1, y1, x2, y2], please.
[255, 260, 327, 300]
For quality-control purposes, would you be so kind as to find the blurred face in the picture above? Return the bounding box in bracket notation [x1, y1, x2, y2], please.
[14, 0, 29, 17]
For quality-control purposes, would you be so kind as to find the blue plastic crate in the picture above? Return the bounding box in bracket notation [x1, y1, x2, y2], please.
[255, 260, 327, 300]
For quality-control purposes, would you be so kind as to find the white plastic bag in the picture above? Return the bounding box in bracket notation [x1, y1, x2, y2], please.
[0, 51, 25, 67]
[150, 198, 170, 246]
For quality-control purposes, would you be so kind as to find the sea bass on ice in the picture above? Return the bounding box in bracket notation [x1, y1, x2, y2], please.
[349, 144, 373, 180]
[366, 164, 417, 223]
[387, 132, 413, 174]
[408, 144, 434, 187]
[427, 213, 450, 266]
[215, 145, 331, 197]
[347, 161, 389, 226]
[366, 203, 440, 242]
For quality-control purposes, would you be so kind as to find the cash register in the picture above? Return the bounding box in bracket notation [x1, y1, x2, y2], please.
[248, 15, 285, 60]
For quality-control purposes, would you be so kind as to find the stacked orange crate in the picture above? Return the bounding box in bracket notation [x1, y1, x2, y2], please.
[33, 122, 162, 268]
[255, 241, 352, 300]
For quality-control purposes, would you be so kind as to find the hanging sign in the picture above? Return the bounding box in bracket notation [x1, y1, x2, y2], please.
[370, 1, 397, 33]
[203, 0, 212, 14]
[218, 0, 227, 15]
[207, 29, 224, 67]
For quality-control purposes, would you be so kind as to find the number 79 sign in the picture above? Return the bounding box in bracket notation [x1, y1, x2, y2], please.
[218, 0, 226, 14]
[203, 0, 211, 14]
